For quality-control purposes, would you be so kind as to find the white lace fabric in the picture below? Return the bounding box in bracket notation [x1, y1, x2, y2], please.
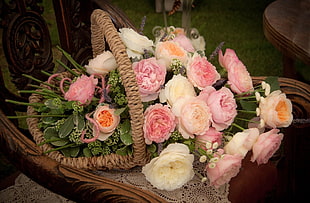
[0, 167, 230, 203]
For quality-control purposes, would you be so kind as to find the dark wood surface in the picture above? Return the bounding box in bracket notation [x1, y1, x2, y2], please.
[1, 1, 310, 202]
[263, 0, 310, 79]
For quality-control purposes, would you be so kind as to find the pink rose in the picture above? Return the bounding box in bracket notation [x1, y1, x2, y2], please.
[206, 154, 243, 188]
[172, 34, 195, 53]
[219, 49, 253, 94]
[143, 104, 176, 144]
[198, 86, 237, 131]
[64, 75, 98, 105]
[187, 53, 220, 89]
[259, 90, 293, 128]
[132, 57, 166, 102]
[93, 105, 120, 141]
[172, 96, 212, 139]
[196, 127, 223, 150]
[251, 128, 284, 165]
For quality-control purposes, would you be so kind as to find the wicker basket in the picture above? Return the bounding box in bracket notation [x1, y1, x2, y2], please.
[27, 9, 149, 170]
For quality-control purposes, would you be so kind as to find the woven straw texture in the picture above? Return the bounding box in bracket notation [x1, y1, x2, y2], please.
[27, 9, 149, 170]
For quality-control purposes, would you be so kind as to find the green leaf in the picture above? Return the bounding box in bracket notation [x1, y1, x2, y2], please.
[114, 107, 127, 116]
[43, 127, 58, 140]
[116, 145, 132, 156]
[50, 136, 69, 146]
[147, 144, 157, 153]
[239, 100, 257, 111]
[83, 147, 92, 157]
[73, 114, 85, 131]
[59, 115, 74, 138]
[119, 119, 131, 134]
[61, 146, 80, 157]
[41, 115, 59, 125]
[265, 76, 280, 92]
[120, 132, 133, 145]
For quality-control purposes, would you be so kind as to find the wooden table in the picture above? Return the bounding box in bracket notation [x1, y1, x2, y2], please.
[263, 0, 310, 79]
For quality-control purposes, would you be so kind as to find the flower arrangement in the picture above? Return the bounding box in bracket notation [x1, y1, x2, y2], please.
[6, 7, 293, 192]
[117, 25, 293, 191]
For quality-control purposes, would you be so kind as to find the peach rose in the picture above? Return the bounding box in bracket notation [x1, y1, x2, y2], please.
[251, 128, 284, 165]
[132, 57, 166, 102]
[259, 90, 293, 128]
[187, 53, 220, 89]
[93, 105, 120, 141]
[172, 96, 212, 139]
[143, 104, 176, 144]
[219, 49, 253, 94]
[155, 41, 188, 70]
[206, 153, 243, 188]
[198, 86, 237, 131]
[64, 75, 98, 105]
[224, 128, 260, 157]
[159, 74, 196, 106]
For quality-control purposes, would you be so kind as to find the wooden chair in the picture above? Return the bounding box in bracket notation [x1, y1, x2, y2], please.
[1, 1, 310, 202]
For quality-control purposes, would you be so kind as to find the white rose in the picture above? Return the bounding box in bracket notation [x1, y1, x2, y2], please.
[119, 28, 154, 59]
[142, 143, 194, 191]
[159, 74, 196, 106]
[224, 128, 260, 157]
[85, 51, 118, 75]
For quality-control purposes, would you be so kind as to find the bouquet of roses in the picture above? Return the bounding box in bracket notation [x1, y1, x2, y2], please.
[117, 26, 293, 191]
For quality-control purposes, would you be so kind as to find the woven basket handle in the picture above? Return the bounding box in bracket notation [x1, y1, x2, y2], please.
[90, 9, 148, 164]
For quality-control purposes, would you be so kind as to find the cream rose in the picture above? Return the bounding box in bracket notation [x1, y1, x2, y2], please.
[172, 96, 212, 139]
[142, 143, 194, 191]
[259, 90, 293, 128]
[85, 51, 118, 75]
[159, 74, 196, 106]
[224, 128, 260, 157]
[119, 28, 154, 59]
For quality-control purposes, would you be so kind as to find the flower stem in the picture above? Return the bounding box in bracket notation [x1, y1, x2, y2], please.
[22, 74, 57, 89]
[235, 117, 260, 123]
[7, 114, 68, 119]
[56, 45, 87, 73]
[18, 90, 64, 100]
[5, 99, 44, 107]
[237, 109, 257, 114]
[43, 143, 77, 154]
[231, 123, 245, 131]
[56, 59, 80, 77]
[38, 138, 65, 146]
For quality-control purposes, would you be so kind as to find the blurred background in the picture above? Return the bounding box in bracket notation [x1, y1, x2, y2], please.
[1, 0, 309, 188]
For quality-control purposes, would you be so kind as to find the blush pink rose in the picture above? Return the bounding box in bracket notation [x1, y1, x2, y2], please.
[172, 34, 195, 53]
[195, 127, 223, 150]
[198, 86, 237, 131]
[219, 49, 253, 94]
[132, 57, 166, 102]
[251, 128, 284, 165]
[206, 154, 243, 188]
[143, 103, 176, 144]
[64, 75, 98, 105]
[187, 53, 221, 89]
[172, 96, 212, 139]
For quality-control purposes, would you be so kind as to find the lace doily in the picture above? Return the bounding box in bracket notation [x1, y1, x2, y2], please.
[0, 167, 230, 203]
[94, 163, 230, 203]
